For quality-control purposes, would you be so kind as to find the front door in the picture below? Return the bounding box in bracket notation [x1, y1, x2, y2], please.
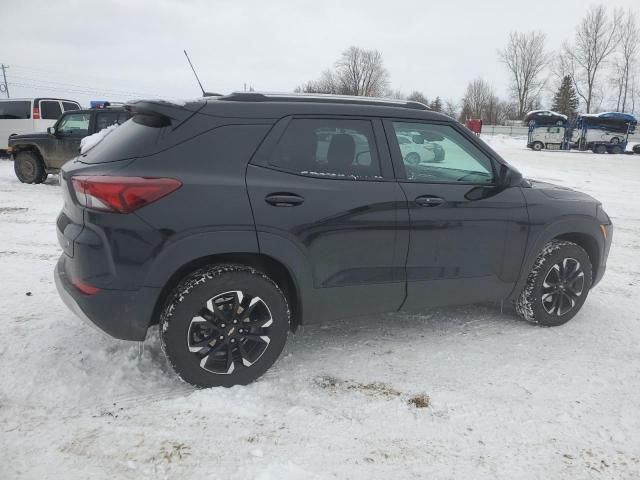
[384, 119, 529, 310]
[51, 112, 91, 168]
[247, 116, 408, 321]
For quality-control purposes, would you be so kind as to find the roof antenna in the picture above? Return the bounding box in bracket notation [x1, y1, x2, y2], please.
[183, 50, 220, 97]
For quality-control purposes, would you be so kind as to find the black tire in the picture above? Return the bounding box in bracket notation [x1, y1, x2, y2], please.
[593, 144, 607, 154]
[610, 137, 620, 144]
[609, 145, 623, 155]
[532, 141, 544, 151]
[633, 144, 640, 154]
[14, 151, 46, 184]
[160, 264, 290, 388]
[515, 240, 592, 327]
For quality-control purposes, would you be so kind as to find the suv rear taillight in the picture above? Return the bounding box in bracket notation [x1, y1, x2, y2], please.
[33, 106, 41, 119]
[71, 176, 182, 213]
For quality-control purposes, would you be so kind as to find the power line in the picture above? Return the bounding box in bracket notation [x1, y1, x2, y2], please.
[8, 74, 162, 98]
[8, 81, 174, 100]
[5, 63, 182, 100]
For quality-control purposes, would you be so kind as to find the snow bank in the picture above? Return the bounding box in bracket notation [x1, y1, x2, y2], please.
[80, 123, 119, 154]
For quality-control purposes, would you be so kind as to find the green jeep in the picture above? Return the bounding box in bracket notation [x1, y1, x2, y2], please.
[8, 106, 131, 184]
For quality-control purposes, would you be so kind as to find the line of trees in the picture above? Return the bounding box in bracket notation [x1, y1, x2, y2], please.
[295, 4, 639, 124]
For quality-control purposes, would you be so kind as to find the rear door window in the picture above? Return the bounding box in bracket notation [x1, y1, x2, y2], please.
[0, 101, 31, 119]
[40, 100, 63, 120]
[269, 118, 381, 179]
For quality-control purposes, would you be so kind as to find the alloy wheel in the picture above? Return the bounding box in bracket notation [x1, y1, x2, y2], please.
[187, 290, 273, 374]
[541, 258, 585, 316]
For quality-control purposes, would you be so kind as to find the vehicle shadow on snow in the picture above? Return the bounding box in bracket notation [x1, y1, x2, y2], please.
[66, 302, 532, 404]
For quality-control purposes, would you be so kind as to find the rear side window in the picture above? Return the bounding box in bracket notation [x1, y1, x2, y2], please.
[0, 101, 30, 119]
[62, 102, 80, 112]
[40, 100, 62, 120]
[269, 118, 381, 179]
[95, 111, 129, 131]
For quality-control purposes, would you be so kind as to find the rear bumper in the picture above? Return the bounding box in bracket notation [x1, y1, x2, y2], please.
[55, 255, 160, 341]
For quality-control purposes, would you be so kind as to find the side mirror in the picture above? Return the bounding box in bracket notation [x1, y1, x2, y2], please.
[498, 164, 523, 188]
[47, 126, 56, 135]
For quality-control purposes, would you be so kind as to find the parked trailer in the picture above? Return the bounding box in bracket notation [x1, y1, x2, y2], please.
[526, 110, 637, 155]
[571, 113, 636, 153]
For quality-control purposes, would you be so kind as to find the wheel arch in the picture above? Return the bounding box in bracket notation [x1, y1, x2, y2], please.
[149, 251, 304, 332]
[507, 216, 604, 302]
[11, 143, 44, 158]
[554, 232, 600, 280]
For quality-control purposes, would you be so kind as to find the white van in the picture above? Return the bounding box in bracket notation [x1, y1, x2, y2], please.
[0, 98, 81, 151]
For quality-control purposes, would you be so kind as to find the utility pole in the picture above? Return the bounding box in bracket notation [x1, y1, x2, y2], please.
[0, 64, 9, 99]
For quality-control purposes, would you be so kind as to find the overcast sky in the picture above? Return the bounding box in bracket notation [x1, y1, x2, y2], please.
[2, 0, 639, 107]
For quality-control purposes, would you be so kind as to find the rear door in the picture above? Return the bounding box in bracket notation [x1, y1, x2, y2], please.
[384, 119, 528, 310]
[247, 116, 409, 321]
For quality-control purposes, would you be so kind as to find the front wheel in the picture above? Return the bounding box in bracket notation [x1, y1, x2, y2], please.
[14, 151, 47, 184]
[160, 264, 290, 388]
[531, 141, 544, 151]
[515, 240, 592, 326]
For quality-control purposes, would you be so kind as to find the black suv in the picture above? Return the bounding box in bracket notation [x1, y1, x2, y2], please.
[9, 105, 131, 184]
[54, 93, 613, 387]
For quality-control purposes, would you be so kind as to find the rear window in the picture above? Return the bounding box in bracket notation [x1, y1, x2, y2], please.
[95, 111, 130, 131]
[79, 115, 165, 164]
[40, 100, 62, 120]
[0, 101, 31, 119]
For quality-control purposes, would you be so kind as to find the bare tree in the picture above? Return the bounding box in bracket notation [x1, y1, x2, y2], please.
[563, 5, 622, 112]
[334, 46, 389, 96]
[460, 78, 494, 119]
[443, 99, 459, 119]
[611, 11, 639, 112]
[498, 31, 550, 118]
[406, 91, 429, 105]
[385, 89, 406, 100]
[296, 46, 389, 97]
[295, 70, 339, 94]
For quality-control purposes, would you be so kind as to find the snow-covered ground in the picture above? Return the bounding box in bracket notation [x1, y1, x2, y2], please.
[1, 136, 639, 479]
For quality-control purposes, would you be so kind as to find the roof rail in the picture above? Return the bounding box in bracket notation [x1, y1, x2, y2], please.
[217, 92, 429, 110]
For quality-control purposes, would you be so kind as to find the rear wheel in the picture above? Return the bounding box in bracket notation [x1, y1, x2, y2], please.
[531, 141, 544, 151]
[160, 264, 290, 388]
[14, 151, 46, 184]
[593, 144, 607, 154]
[515, 240, 592, 326]
[609, 145, 623, 155]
